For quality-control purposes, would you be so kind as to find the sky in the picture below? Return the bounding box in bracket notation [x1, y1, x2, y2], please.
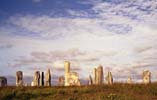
[0, 0, 157, 85]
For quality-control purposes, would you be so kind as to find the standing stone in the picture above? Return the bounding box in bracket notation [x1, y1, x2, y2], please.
[32, 71, 40, 86]
[94, 68, 97, 84]
[105, 71, 113, 85]
[45, 69, 51, 86]
[0, 77, 7, 87]
[94, 66, 104, 85]
[58, 76, 64, 86]
[64, 61, 70, 86]
[64, 61, 81, 86]
[143, 70, 151, 84]
[88, 75, 93, 85]
[40, 72, 44, 86]
[127, 76, 132, 84]
[16, 71, 23, 86]
[97, 66, 104, 85]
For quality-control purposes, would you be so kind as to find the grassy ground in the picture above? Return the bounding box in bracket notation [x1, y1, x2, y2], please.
[0, 83, 157, 100]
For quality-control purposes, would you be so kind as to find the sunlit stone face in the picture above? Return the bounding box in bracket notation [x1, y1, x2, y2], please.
[64, 61, 80, 86]
[143, 70, 151, 84]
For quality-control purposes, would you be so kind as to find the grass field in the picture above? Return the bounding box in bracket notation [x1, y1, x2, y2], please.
[0, 83, 157, 100]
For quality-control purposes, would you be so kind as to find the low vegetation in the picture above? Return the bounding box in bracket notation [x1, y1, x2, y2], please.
[1, 83, 157, 100]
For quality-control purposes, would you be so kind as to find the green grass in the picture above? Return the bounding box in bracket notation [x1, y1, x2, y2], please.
[1, 83, 157, 100]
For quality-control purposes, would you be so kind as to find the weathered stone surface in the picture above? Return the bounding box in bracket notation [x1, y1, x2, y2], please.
[88, 75, 93, 85]
[0, 77, 7, 87]
[58, 76, 64, 86]
[32, 71, 40, 86]
[93, 68, 97, 84]
[97, 66, 104, 84]
[127, 76, 132, 84]
[143, 70, 151, 84]
[40, 72, 44, 86]
[64, 61, 81, 86]
[94, 66, 104, 85]
[16, 71, 23, 86]
[65, 61, 70, 73]
[45, 69, 51, 86]
[64, 61, 70, 86]
[105, 71, 113, 85]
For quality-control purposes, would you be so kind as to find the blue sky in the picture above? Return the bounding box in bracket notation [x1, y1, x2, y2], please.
[0, 0, 157, 85]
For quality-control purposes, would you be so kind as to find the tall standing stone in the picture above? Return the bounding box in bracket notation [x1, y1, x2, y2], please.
[64, 61, 81, 86]
[88, 75, 93, 85]
[97, 66, 104, 84]
[105, 71, 113, 85]
[143, 70, 151, 84]
[32, 71, 40, 86]
[40, 72, 44, 86]
[94, 66, 104, 85]
[94, 68, 97, 84]
[16, 71, 23, 86]
[45, 69, 51, 86]
[64, 61, 70, 86]
[0, 77, 7, 87]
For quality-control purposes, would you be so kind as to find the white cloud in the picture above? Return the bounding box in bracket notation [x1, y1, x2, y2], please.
[32, 0, 43, 3]
[66, 9, 90, 17]
[9, 15, 113, 40]
[5, 12, 157, 80]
